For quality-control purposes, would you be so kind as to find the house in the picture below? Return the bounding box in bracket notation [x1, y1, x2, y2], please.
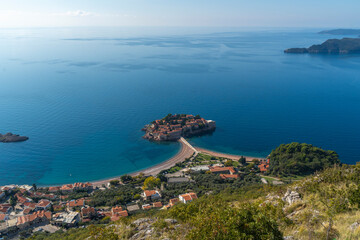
[0, 191, 5, 200]
[23, 208, 33, 215]
[152, 202, 163, 208]
[142, 204, 152, 210]
[73, 182, 93, 191]
[16, 210, 52, 230]
[169, 198, 179, 207]
[49, 186, 61, 193]
[67, 199, 85, 209]
[111, 206, 123, 215]
[142, 190, 161, 201]
[0, 204, 13, 214]
[16, 194, 31, 204]
[210, 166, 236, 175]
[53, 211, 80, 227]
[60, 184, 73, 193]
[36, 199, 51, 210]
[0, 214, 9, 221]
[179, 193, 198, 204]
[1, 185, 16, 193]
[110, 210, 128, 221]
[19, 185, 34, 192]
[220, 174, 240, 180]
[81, 207, 96, 221]
[258, 164, 269, 172]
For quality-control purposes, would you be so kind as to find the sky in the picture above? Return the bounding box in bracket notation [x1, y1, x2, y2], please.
[0, 0, 359, 28]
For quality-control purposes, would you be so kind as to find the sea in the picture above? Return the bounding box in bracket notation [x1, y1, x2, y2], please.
[1, 27, 360, 186]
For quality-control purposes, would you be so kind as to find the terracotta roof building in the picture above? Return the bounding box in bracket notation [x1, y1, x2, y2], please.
[179, 193, 198, 204]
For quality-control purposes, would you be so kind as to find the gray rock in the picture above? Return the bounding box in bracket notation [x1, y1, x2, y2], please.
[284, 236, 295, 240]
[350, 221, 360, 231]
[133, 218, 152, 226]
[282, 189, 301, 205]
[164, 219, 178, 224]
[0, 133, 29, 143]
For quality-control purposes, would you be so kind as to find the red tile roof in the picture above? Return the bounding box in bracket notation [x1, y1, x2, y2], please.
[36, 199, 51, 208]
[110, 210, 128, 221]
[82, 207, 96, 216]
[180, 193, 198, 202]
[210, 166, 236, 174]
[258, 164, 269, 172]
[169, 198, 179, 206]
[111, 206, 123, 214]
[67, 199, 85, 208]
[143, 190, 157, 197]
[0, 214, 6, 221]
[152, 202, 163, 208]
[220, 174, 239, 179]
[49, 186, 61, 192]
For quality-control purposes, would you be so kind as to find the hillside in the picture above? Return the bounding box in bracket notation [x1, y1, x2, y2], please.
[28, 163, 360, 240]
[284, 38, 360, 54]
[267, 142, 340, 177]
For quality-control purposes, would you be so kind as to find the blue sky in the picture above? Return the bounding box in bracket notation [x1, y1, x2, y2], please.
[0, 0, 359, 28]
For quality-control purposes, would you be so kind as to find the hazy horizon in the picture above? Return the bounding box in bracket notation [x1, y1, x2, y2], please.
[1, 0, 360, 28]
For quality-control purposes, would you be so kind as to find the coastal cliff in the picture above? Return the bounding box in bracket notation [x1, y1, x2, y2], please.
[0, 132, 29, 143]
[285, 38, 360, 54]
[142, 114, 216, 141]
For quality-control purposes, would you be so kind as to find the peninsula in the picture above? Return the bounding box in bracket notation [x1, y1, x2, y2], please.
[319, 29, 360, 36]
[284, 38, 360, 54]
[0, 132, 29, 143]
[142, 114, 216, 141]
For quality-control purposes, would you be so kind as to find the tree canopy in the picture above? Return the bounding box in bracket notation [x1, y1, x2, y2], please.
[268, 142, 340, 177]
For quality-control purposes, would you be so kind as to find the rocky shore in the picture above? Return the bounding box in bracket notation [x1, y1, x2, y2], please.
[0, 132, 29, 143]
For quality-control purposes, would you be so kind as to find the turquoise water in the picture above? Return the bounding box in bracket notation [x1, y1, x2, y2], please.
[1, 27, 360, 185]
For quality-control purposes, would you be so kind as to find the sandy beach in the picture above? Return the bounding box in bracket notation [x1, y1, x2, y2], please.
[92, 139, 195, 187]
[91, 140, 266, 187]
[194, 147, 266, 162]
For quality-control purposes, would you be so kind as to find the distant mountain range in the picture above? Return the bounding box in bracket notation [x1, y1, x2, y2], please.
[284, 38, 360, 54]
[319, 29, 360, 36]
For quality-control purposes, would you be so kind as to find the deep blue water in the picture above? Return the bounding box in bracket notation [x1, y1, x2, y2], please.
[1, 27, 360, 186]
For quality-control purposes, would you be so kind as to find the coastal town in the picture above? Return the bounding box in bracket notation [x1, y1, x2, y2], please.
[142, 114, 216, 141]
[0, 146, 273, 239]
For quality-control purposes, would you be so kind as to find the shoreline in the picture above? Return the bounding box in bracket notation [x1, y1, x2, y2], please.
[91, 139, 195, 187]
[194, 147, 266, 162]
[38, 142, 266, 188]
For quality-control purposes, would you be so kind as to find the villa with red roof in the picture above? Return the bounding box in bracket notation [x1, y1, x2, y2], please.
[179, 192, 198, 204]
[142, 190, 161, 201]
[210, 166, 236, 175]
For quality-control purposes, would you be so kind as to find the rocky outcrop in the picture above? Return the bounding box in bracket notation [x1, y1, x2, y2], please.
[0, 133, 29, 143]
[282, 189, 301, 205]
[128, 218, 178, 240]
[285, 38, 360, 54]
[349, 221, 360, 231]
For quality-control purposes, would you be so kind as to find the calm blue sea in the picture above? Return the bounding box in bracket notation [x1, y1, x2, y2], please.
[1, 27, 360, 186]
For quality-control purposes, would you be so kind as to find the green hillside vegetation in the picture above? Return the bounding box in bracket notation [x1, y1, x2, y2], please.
[30, 164, 360, 240]
[268, 142, 340, 177]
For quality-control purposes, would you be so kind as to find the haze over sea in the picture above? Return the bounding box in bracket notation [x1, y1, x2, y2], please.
[1, 27, 360, 186]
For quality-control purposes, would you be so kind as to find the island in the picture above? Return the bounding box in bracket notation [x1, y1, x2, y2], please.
[0, 132, 29, 143]
[319, 29, 360, 36]
[284, 38, 360, 54]
[142, 114, 216, 141]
